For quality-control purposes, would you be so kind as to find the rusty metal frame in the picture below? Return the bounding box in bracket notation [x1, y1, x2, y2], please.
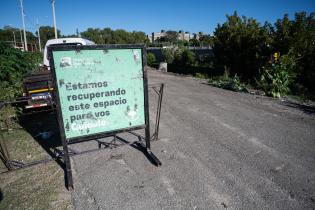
[0, 83, 164, 168]
[0, 132, 12, 170]
[149, 83, 164, 141]
[0, 81, 164, 190]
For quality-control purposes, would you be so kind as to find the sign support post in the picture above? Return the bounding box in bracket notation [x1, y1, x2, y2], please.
[61, 136, 73, 190]
[143, 55, 151, 150]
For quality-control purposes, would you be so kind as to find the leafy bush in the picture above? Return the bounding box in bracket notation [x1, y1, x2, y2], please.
[0, 42, 41, 99]
[162, 48, 175, 63]
[0, 86, 21, 101]
[147, 52, 156, 66]
[181, 49, 196, 66]
[195, 73, 208, 79]
[208, 70, 247, 92]
[174, 48, 196, 66]
[162, 47, 197, 67]
[213, 11, 314, 98]
[257, 51, 296, 97]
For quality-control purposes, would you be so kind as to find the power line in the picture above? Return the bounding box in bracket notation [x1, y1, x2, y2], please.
[25, 14, 36, 28]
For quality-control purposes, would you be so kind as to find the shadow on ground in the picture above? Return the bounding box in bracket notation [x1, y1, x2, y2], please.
[16, 109, 158, 187]
[0, 188, 3, 202]
[17, 110, 70, 186]
[281, 100, 315, 115]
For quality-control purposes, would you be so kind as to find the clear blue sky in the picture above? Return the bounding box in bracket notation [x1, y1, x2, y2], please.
[0, 0, 314, 35]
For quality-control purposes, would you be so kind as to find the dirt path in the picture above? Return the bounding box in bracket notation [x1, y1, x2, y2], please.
[71, 70, 315, 210]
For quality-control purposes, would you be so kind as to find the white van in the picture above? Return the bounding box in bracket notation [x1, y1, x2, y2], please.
[23, 38, 95, 109]
[43, 38, 95, 68]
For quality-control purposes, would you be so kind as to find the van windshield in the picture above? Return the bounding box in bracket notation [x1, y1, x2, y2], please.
[46, 43, 83, 60]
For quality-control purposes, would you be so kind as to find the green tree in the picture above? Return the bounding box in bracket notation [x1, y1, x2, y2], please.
[272, 12, 315, 92]
[199, 35, 213, 47]
[176, 40, 189, 47]
[81, 27, 148, 44]
[272, 14, 293, 54]
[158, 30, 178, 43]
[289, 12, 315, 92]
[174, 48, 196, 66]
[131, 31, 148, 44]
[113, 29, 132, 44]
[101, 27, 113, 44]
[38, 26, 61, 47]
[147, 52, 156, 66]
[213, 11, 270, 81]
[189, 38, 200, 47]
[162, 48, 175, 63]
[0, 26, 36, 46]
[182, 49, 195, 66]
[81, 28, 102, 44]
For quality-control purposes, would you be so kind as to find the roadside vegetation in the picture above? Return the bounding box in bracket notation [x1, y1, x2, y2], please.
[147, 11, 314, 99]
[0, 42, 42, 100]
[0, 41, 42, 140]
[0, 105, 72, 209]
[0, 42, 42, 139]
[0, 128, 72, 210]
[1, 11, 313, 98]
[0, 42, 71, 209]
[208, 70, 248, 93]
[211, 11, 315, 98]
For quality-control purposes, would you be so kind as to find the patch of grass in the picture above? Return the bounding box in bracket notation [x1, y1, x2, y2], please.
[0, 162, 72, 210]
[1, 129, 48, 163]
[0, 119, 71, 209]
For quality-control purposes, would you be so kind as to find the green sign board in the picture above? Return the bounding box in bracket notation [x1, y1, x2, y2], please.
[50, 46, 146, 140]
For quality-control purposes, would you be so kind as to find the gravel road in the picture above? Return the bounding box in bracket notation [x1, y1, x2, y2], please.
[71, 69, 315, 210]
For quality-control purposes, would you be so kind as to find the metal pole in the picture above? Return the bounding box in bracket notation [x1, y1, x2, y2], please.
[12, 31, 16, 48]
[62, 138, 73, 190]
[51, 0, 58, 39]
[36, 19, 42, 52]
[154, 84, 164, 140]
[0, 132, 12, 170]
[19, 0, 28, 51]
[19, 28, 23, 49]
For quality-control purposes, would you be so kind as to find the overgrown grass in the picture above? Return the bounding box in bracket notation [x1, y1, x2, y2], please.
[0, 162, 72, 210]
[0, 118, 71, 209]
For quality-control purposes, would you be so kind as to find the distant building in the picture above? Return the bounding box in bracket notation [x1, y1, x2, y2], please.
[178, 30, 191, 41]
[152, 30, 166, 41]
[192, 32, 203, 40]
[147, 34, 153, 43]
[147, 30, 203, 43]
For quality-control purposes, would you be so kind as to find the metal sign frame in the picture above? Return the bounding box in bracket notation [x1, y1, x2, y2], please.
[48, 44, 160, 189]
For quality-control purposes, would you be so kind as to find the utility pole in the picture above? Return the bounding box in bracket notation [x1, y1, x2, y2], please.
[36, 19, 42, 52]
[12, 30, 16, 48]
[19, 0, 28, 51]
[51, 0, 58, 39]
[19, 28, 23, 49]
